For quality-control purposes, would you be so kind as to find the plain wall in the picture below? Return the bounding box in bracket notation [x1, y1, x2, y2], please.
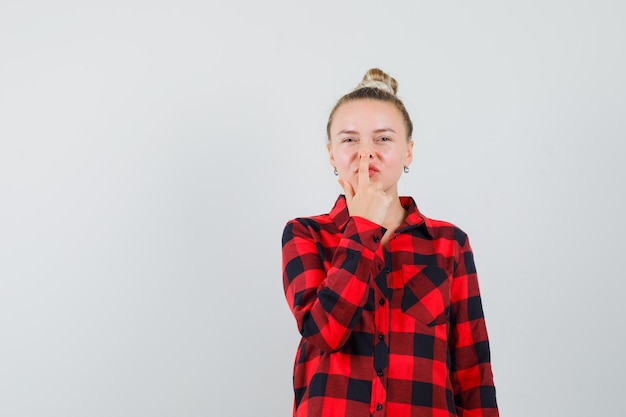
[1, 1, 624, 416]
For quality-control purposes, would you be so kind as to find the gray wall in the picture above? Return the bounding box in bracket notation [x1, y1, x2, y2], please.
[1, 1, 624, 416]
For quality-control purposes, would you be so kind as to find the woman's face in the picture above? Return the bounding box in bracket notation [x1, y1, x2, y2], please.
[328, 99, 413, 195]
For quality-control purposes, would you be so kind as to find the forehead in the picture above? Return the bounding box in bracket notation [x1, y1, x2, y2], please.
[331, 99, 405, 134]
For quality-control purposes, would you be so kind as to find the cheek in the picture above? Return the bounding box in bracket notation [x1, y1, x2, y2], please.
[381, 149, 405, 166]
[334, 150, 357, 167]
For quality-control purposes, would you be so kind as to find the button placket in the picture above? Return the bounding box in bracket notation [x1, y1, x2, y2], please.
[371, 256, 391, 415]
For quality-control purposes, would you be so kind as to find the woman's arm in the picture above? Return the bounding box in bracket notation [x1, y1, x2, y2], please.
[282, 216, 385, 352]
[448, 231, 499, 417]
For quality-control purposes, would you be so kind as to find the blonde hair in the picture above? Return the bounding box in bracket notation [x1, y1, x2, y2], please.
[326, 68, 413, 142]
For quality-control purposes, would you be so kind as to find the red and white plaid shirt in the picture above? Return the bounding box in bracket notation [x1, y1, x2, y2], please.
[282, 195, 498, 417]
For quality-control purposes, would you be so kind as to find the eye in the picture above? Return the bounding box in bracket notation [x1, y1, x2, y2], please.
[378, 136, 391, 142]
[341, 137, 356, 143]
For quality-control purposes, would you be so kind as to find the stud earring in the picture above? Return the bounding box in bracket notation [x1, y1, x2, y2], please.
[333, 167, 338, 176]
[403, 166, 409, 173]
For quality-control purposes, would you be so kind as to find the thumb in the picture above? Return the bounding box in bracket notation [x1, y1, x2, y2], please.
[338, 178, 355, 202]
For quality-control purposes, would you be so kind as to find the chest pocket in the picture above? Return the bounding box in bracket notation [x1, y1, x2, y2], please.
[400, 263, 451, 327]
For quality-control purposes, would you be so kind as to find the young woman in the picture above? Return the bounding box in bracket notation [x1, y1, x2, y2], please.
[282, 68, 498, 417]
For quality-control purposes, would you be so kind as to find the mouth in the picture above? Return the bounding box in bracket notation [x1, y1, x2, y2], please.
[356, 166, 380, 176]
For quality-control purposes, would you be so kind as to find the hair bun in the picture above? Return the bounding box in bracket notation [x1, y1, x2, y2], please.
[355, 68, 398, 95]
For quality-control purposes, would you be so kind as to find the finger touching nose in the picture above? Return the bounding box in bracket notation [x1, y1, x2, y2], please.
[358, 144, 374, 158]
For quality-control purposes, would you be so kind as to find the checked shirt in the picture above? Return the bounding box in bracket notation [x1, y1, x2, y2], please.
[282, 195, 498, 417]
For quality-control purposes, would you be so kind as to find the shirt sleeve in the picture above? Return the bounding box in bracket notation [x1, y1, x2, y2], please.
[282, 216, 385, 352]
[449, 232, 499, 417]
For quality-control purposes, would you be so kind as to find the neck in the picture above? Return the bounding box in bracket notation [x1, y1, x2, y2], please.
[383, 197, 407, 229]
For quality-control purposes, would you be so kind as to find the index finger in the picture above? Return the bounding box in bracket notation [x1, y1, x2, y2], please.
[358, 151, 370, 188]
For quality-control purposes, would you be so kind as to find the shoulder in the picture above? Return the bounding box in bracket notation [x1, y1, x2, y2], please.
[283, 210, 333, 230]
[282, 212, 334, 243]
[282, 196, 348, 244]
[402, 196, 470, 246]
[421, 213, 471, 247]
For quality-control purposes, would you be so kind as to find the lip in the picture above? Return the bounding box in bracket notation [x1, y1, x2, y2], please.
[356, 165, 380, 176]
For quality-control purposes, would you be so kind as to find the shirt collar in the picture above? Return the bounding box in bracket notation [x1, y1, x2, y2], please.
[330, 195, 433, 238]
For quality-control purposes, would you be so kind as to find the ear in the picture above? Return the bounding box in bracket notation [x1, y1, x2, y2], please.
[405, 140, 414, 167]
[327, 142, 335, 167]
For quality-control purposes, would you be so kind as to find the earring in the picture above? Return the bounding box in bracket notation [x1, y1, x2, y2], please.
[403, 166, 409, 173]
[333, 167, 338, 176]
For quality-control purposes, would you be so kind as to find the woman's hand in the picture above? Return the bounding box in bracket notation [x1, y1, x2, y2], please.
[338, 151, 392, 226]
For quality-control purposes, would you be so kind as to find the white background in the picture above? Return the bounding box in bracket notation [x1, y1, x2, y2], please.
[1, 1, 625, 416]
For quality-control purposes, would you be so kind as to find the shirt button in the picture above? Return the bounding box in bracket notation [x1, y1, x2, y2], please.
[378, 299, 385, 306]
[378, 334, 384, 341]
[376, 404, 383, 411]
[377, 370, 383, 377]
[373, 236, 380, 243]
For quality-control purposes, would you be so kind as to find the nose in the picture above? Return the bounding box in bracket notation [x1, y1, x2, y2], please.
[358, 144, 375, 159]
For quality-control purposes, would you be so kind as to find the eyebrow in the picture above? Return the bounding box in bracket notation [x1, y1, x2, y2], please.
[336, 127, 397, 135]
